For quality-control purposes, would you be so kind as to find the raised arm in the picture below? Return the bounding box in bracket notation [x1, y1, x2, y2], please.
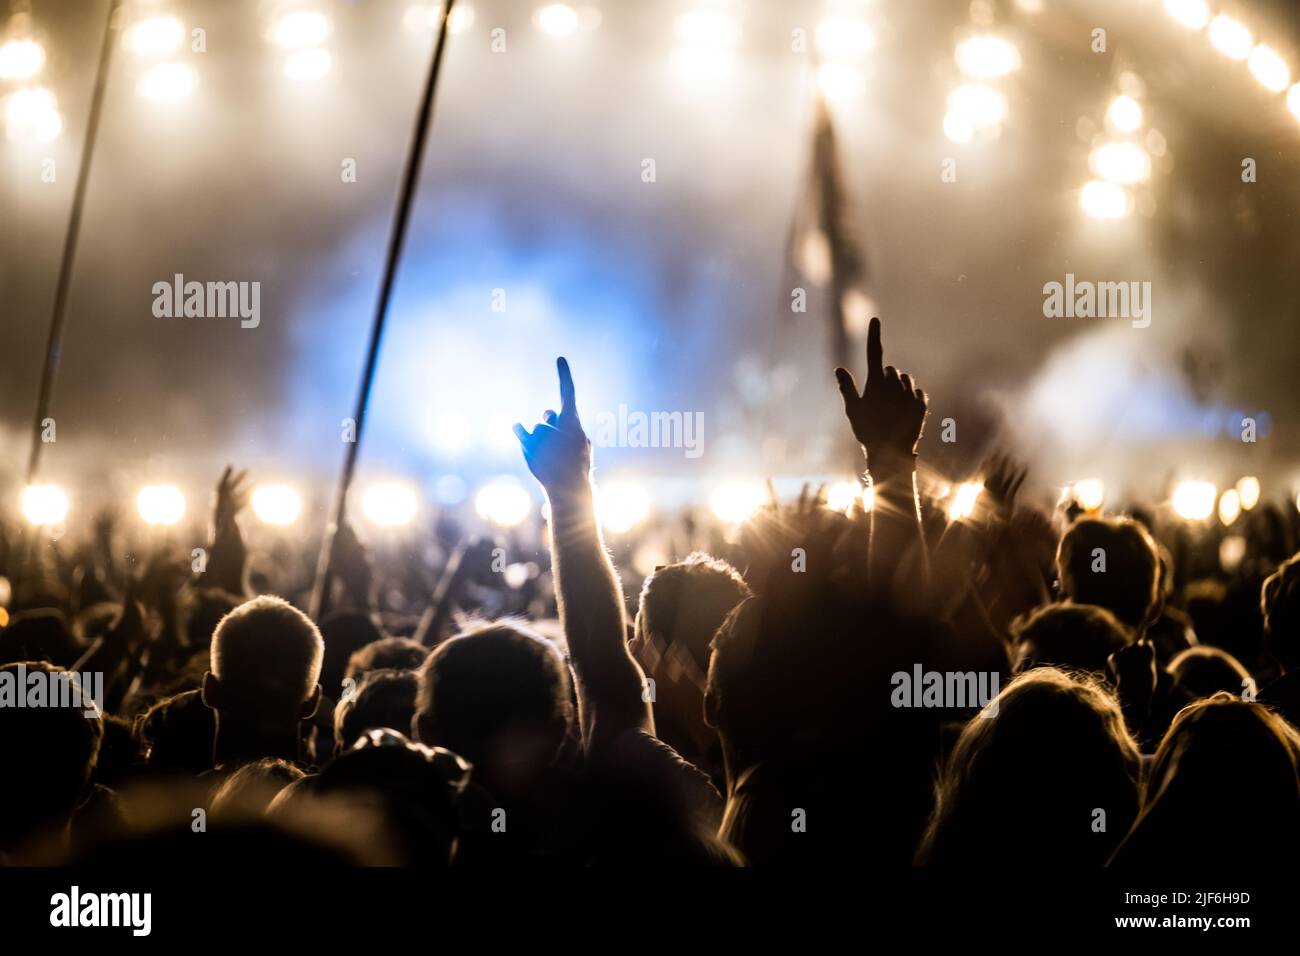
[514, 358, 651, 749]
[834, 316, 930, 599]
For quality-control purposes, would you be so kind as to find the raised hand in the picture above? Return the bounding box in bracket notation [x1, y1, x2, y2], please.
[983, 451, 1028, 511]
[513, 357, 591, 497]
[213, 466, 251, 534]
[834, 317, 928, 468]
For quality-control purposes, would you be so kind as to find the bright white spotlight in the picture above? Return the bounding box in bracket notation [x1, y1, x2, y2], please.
[947, 83, 1008, 130]
[1236, 476, 1260, 511]
[597, 482, 652, 533]
[20, 484, 68, 526]
[4, 87, 61, 143]
[1248, 45, 1290, 93]
[671, 8, 738, 82]
[284, 48, 332, 81]
[251, 484, 302, 525]
[1080, 179, 1130, 219]
[271, 10, 332, 49]
[1164, 0, 1210, 30]
[475, 479, 532, 528]
[1090, 141, 1151, 184]
[1208, 15, 1252, 61]
[0, 37, 45, 79]
[954, 35, 1021, 78]
[948, 481, 984, 521]
[535, 4, 579, 37]
[709, 481, 766, 525]
[814, 16, 874, 59]
[1071, 478, 1105, 512]
[826, 480, 861, 513]
[1218, 488, 1241, 526]
[137, 61, 198, 101]
[1288, 83, 1300, 120]
[1171, 480, 1216, 521]
[817, 62, 865, 101]
[1106, 94, 1143, 132]
[137, 485, 186, 526]
[362, 482, 418, 527]
[124, 16, 184, 57]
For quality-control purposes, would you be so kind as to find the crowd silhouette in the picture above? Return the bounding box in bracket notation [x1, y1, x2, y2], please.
[3, 316, 1300, 869]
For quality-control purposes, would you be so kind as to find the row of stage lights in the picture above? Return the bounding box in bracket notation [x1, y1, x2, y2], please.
[7, 1, 1300, 147]
[18, 474, 1284, 538]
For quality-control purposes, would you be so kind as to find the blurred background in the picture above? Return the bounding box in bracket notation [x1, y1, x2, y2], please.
[2, 0, 1300, 530]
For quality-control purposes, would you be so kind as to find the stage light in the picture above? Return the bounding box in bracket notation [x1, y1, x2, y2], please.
[1288, 83, 1300, 120]
[284, 48, 332, 81]
[271, 10, 331, 49]
[954, 35, 1020, 79]
[671, 8, 738, 82]
[814, 16, 874, 59]
[948, 482, 984, 521]
[0, 37, 45, 79]
[597, 481, 651, 533]
[709, 481, 765, 525]
[4, 86, 61, 143]
[403, 3, 475, 34]
[1089, 141, 1151, 184]
[475, 479, 532, 528]
[251, 484, 302, 525]
[1220, 535, 1246, 573]
[20, 484, 68, 526]
[1080, 179, 1130, 219]
[817, 62, 865, 101]
[431, 411, 473, 455]
[826, 481, 859, 513]
[1248, 45, 1290, 93]
[1208, 15, 1251, 62]
[947, 84, 1007, 130]
[361, 482, 418, 527]
[137, 485, 186, 526]
[124, 15, 184, 57]
[1171, 480, 1216, 521]
[1106, 94, 1142, 133]
[1071, 478, 1105, 512]
[535, 4, 579, 38]
[1164, 0, 1210, 31]
[1218, 488, 1241, 526]
[861, 483, 875, 512]
[137, 61, 197, 101]
[1236, 476, 1260, 511]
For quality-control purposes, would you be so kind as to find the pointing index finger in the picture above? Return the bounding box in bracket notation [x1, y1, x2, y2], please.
[867, 317, 883, 382]
[557, 356, 577, 419]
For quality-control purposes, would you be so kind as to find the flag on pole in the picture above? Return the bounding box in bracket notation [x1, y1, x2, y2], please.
[786, 94, 869, 370]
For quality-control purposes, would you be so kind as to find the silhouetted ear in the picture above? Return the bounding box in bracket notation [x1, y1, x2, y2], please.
[300, 683, 321, 720]
[201, 671, 221, 710]
[703, 683, 720, 729]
